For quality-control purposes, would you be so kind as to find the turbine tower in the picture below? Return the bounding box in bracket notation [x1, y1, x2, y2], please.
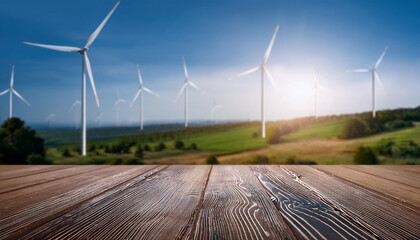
[175, 56, 204, 128]
[23, 1, 120, 155]
[114, 90, 127, 127]
[69, 100, 81, 129]
[0, 65, 30, 118]
[211, 101, 223, 125]
[347, 47, 388, 118]
[229, 25, 280, 138]
[130, 64, 159, 130]
[309, 71, 327, 119]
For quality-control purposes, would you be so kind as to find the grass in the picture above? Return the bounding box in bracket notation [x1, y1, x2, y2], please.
[284, 119, 347, 140]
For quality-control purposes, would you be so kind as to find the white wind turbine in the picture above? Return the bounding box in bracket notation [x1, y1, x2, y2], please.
[229, 25, 280, 138]
[175, 56, 204, 128]
[23, 1, 120, 156]
[211, 101, 223, 125]
[130, 64, 159, 130]
[347, 47, 388, 118]
[0, 65, 30, 118]
[309, 71, 327, 119]
[69, 100, 81, 129]
[46, 113, 56, 128]
[114, 90, 127, 127]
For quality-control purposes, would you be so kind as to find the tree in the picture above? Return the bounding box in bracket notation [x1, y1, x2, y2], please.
[174, 139, 185, 150]
[206, 155, 219, 164]
[0, 118, 45, 164]
[340, 118, 369, 139]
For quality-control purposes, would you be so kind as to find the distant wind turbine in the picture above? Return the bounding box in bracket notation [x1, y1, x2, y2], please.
[0, 65, 30, 118]
[130, 64, 159, 130]
[114, 90, 127, 127]
[23, 1, 120, 156]
[229, 25, 280, 138]
[69, 100, 81, 129]
[347, 47, 388, 118]
[211, 101, 223, 125]
[96, 112, 104, 127]
[46, 113, 56, 128]
[309, 71, 327, 119]
[175, 56, 204, 128]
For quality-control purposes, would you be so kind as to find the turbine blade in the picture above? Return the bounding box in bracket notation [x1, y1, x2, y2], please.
[375, 46, 389, 69]
[0, 89, 10, 96]
[189, 81, 204, 94]
[136, 64, 143, 86]
[308, 89, 315, 101]
[143, 87, 159, 96]
[182, 56, 189, 80]
[130, 89, 142, 107]
[12, 89, 30, 105]
[175, 83, 186, 102]
[85, 1, 120, 48]
[264, 67, 279, 92]
[346, 69, 370, 72]
[23, 42, 81, 52]
[263, 25, 279, 64]
[229, 65, 260, 80]
[84, 53, 100, 107]
[374, 71, 386, 93]
[10, 65, 14, 88]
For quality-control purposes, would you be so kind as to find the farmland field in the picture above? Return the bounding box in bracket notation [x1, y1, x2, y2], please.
[0, 165, 419, 239]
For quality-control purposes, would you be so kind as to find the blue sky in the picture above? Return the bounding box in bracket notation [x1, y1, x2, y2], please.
[0, 0, 419, 127]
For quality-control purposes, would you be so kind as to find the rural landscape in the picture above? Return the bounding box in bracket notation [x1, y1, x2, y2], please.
[1, 0, 420, 239]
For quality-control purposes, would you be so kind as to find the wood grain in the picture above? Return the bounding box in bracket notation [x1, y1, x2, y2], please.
[251, 165, 374, 240]
[18, 165, 211, 240]
[0, 165, 160, 240]
[193, 165, 296, 240]
[0, 165, 72, 181]
[285, 165, 420, 239]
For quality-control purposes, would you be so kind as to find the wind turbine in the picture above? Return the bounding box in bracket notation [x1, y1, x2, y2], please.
[96, 112, 104, 127]
[130, 64, 159, 130]
[0, 65, 30, 118]
[175, 56, 204, 128]
[114, 90, 127, 127]
[229, 25, 280, 138]
[69, 100, 81, 129]
[347, 47, 388, 118]
[309, 71, 327, 119]
[46, 113, 56, 128]
[211, 101, 223, 125]
[23, 1, 120, 156]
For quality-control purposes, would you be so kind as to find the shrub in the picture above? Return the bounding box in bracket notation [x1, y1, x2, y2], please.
[72, 145, 81, 153]
[284, 155, 317, 165]
[125, 158, 144, 165]
[143, 144, 151, 151]
[0, 118, 46, 164]
[252, 132, 259, 138]
[135, 145, 144, 159]
[375, 138, 395, 156]
[206, 155, 219, 165]
[189, 143, 198, 150]
[154, 142, 166, 152]
[392, 140, 418, 157]
[250, 155, 270, 164]
[26, 154, 52, 165]
[174, 140, 185, 150]
[88, 158, 107, 164]
[62, 148, 72, 157]
[267, 127, 283, 144]
[340, 118, 369, 139]
[353, 145, 378, 164]
[88, 144, 96, 152]
[384, 120, 413, 131]
[108, 140, 135, 154]
[109, 158, 122, 165]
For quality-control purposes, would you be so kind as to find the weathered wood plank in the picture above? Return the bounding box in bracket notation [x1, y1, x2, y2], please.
[18, 165, 210, 240]
[193, 165, 296, 240]
[0, 165, 161, 240]
[0, 165, 73, 181]
[285, 165, 420, 239]
[313, 165, 420, 208]
[0, 165, 106, 194]
[251, 165, 374, 240]
[0, 165, 142, 215]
